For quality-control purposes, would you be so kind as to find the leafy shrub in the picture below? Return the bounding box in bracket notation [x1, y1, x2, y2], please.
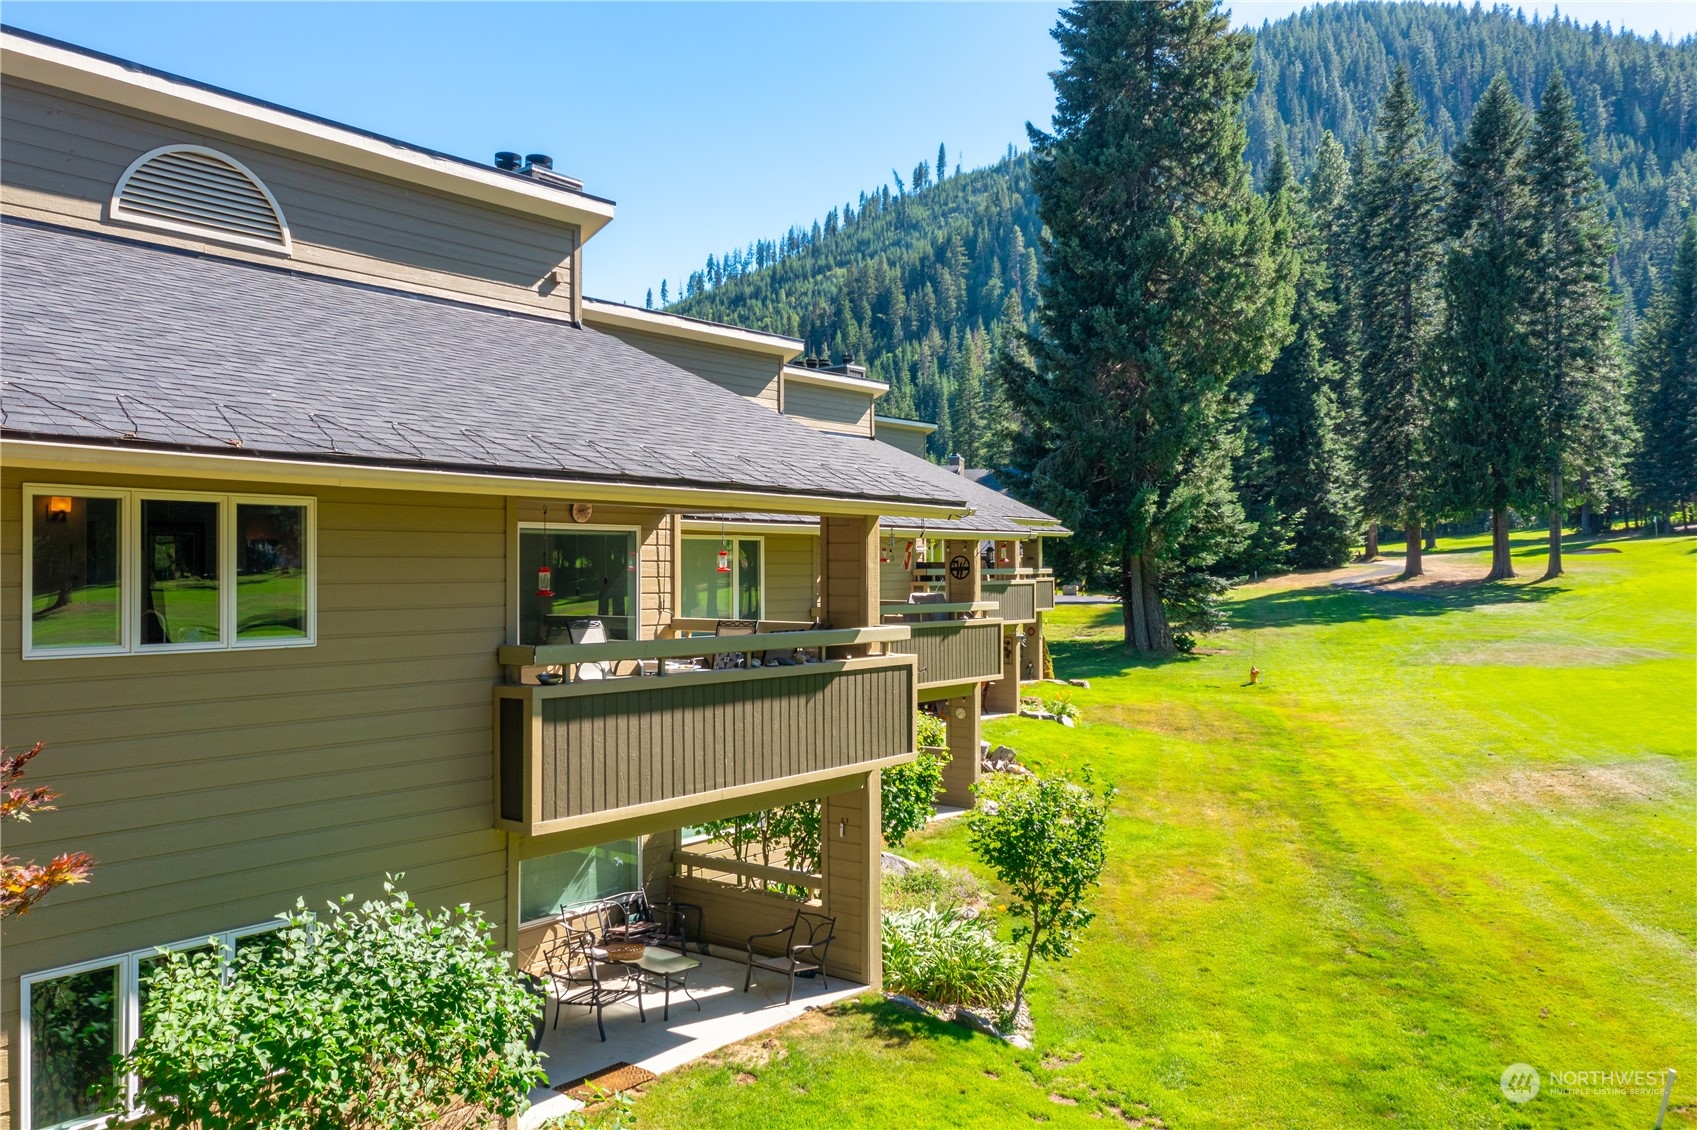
[969, 771, 1113, 1012]
[881, 905, 1018, 1009]
[882, 860, 990, 913]
[915, 711, 948, 749]
[881, 748, 945, 847]
[111, 880, 545, 1129]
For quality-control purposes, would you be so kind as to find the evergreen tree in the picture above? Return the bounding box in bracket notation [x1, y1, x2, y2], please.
[1352, 67, 1446, 578]
[645, 287, 653, 310]
[660, 279, 669, 306]
[1632, 217, 1697, 523]
[1431, 73, 1541, 580]
[1003, 0, 1295, 652]
[1246, 144, 1360, 571]
[1526, 73, 1631, 575]
[938, 142, 948, 182]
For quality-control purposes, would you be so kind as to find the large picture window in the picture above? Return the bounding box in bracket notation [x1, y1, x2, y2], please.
[518, 526, 638, 645]
[20, 922, 284, 1130]
[681, 536, 762, 620]
[22, 486, 315, 658]
[519, 839, 640, 923]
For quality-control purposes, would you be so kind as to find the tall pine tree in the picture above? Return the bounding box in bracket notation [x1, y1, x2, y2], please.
[1632, 217, 1697, 524]
[1526, 73, 1630, 576]
[1352, 67, 1445, 578]
[1432, 74, 1541, 581]
[1003, 0, 1295, 651]
[1258, 144, 1359, 570]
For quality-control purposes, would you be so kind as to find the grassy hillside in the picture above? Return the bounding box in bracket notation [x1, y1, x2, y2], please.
[614, 531, 1697, 1128]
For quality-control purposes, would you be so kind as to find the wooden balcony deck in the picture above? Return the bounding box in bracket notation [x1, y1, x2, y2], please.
[493, 629, 917, 836]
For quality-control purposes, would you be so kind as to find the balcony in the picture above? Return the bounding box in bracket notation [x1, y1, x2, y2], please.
[881, 602, 1004, 694]
[493, 628, 918, 837]
[981, 570, 1055, 620]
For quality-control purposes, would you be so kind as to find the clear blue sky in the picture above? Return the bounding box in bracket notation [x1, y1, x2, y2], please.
[6, 2, 1692, 306]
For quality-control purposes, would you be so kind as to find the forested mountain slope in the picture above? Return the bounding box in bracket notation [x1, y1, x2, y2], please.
[1246, 1, 1696, 318]
[669, 2, 1694, 460]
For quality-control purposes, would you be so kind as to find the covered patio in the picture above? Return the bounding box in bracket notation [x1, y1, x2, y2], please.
[522, 950, 865, 1127]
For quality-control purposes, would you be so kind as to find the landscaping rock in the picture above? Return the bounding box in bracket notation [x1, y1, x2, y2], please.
[881, 852, 918, 876]
[1067, 679, 1091, 689]
[886, 994, 930, 1017]
[1060, 715, 1076, 727]
[952, 1006, 1001, 1036]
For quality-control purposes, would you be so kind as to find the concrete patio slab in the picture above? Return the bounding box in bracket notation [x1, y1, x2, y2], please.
[522, 951, 865, 1128]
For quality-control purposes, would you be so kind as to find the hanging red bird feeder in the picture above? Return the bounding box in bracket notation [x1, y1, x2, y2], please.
[535, 564, 554, 598]
[717, 546, 732, 573]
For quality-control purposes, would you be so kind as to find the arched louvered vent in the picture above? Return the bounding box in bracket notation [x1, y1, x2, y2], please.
[111, 146, 291, 253]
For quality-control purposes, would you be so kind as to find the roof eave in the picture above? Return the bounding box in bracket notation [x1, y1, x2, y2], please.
[0, 30, 617, 241]
[582, 299, 803, 359]
[2, 437, 971, 519]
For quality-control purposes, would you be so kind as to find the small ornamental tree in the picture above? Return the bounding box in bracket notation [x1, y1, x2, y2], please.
[110, 880, 544, 1130]
[967, 771, 1112, 1015]
[1, 743, 94, 918]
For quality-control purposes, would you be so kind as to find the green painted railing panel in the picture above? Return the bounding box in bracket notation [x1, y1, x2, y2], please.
[528, 659, 915, 825]
[1034, 577, 1057, 611]
[983, 580, 1037, 623]
[890, 619, 1004, 689]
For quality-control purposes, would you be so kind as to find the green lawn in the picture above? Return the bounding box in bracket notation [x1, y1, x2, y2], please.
[619, 531, 1696, 1129]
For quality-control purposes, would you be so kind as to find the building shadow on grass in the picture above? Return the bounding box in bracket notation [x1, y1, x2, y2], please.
[855, 998, 980, 1048]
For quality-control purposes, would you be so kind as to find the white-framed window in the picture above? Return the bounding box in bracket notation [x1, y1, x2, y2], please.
[516, 522, 641, 645]
[19, 920, 286, 1130]
[680, 535, 763, 620]
[22, 485, 316, 659]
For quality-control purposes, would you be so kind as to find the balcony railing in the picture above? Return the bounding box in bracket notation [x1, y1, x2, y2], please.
[879, 602, 1005, 692]
[493, 627, 918, 836]
[983, 579, 1037, 623]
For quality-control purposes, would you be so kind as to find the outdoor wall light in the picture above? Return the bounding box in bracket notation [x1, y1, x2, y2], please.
[45, 496, 72, 522]
[837, 818, 847, 839]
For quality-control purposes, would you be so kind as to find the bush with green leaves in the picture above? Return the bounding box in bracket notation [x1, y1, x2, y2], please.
[915, 710, 947, 749]
[880, 747, 945, 848]
[108, 880, 545, 1129]
[968, 771, 1112, 1013]
[881, 904, 1019, 1009]
[882, 859, 991, 913]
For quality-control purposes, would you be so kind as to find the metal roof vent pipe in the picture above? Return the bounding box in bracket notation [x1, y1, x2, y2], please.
[525, 153, 554, 171]
[494, 151, 522, 171]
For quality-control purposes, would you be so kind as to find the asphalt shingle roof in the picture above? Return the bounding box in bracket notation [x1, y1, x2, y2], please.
[691, 438, 1067, 537]
[0, 220, 966, 512]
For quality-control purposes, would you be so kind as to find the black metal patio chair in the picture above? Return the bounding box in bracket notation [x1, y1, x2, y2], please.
[542, 923, 645, 1041]
[743, 909, 836, 1005]
[599, 889, 703, 956]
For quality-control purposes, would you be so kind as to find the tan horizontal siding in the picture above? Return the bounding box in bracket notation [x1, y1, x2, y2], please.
[0, 467, 515, 1119]
[762, 533, 816, 622]
[875, 428, 930, 458]
[783, 381, 874, 436]
[598, 325, 782, 407]
[1, 78, 579, 317]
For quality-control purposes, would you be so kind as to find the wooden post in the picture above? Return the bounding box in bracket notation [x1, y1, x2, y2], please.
[943, 538, 980, 606]
[820, 515, 879, 654]
[939, 695, 980, 808]
[984, 627, 1022, 714]
[1023, 615, 1045, 682]
[820, 772, 882, 986]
